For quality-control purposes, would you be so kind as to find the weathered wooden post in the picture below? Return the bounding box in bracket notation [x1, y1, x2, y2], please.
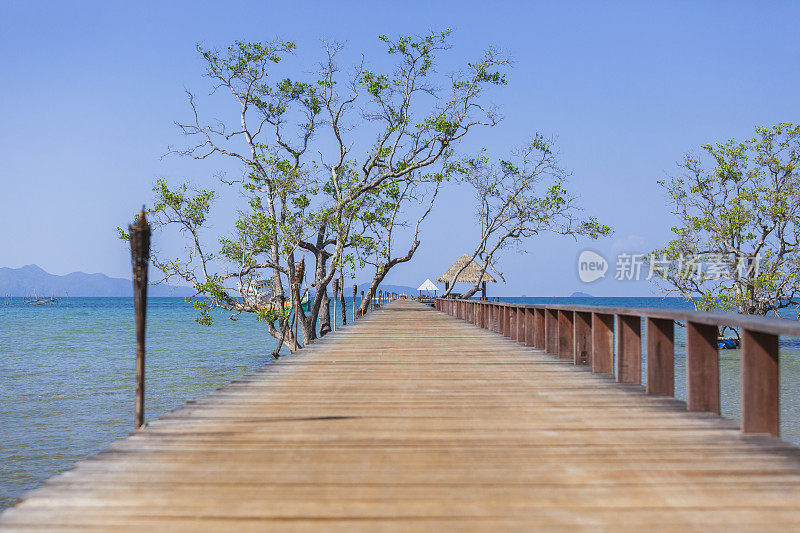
[686, 321, 720, 414]
[339, 277, 347, 327]
[129, 208, 150, 430]
[741, 329, 779, 436]
[545, 309, 559, 353]
[558, 310, 574, 359]
[591, 313, 614, 374]
[573, 311, 592, 366]
[332, 278, 339, 331]
[615, 314, 641, 383]
[361, 291, 365, 314]
[295, 259, 305, 349]
[352, 285, 357, 322]
[645, 318, 674, 396]
[534, 308, 545, 349]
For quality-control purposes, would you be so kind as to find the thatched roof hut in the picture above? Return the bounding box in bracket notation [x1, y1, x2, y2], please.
[437, 254, 496, 284]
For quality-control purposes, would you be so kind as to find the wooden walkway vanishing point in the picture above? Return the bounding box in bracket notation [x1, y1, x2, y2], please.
[5, 300, 800, 530]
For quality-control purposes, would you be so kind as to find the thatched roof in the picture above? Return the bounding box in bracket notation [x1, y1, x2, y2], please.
[437, 254, 497, 284]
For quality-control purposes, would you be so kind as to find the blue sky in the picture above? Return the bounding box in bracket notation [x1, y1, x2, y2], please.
[1, 1, 798, 296]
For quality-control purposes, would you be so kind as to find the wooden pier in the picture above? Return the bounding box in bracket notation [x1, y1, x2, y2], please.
[5, 299, 800, 530]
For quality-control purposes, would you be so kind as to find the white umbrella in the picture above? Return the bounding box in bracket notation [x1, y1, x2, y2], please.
[417, 279, 439, 292]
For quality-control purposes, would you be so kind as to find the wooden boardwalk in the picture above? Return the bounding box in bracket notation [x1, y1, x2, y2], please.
[5, 300, 800, 531]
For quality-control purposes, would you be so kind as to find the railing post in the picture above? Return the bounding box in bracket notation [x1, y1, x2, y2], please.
[496, 305, 502, 335]
[646, 318, 674, 396]
[534, 308, 545, 349]
[516, 307, 524, 342]
[524, 308, 535, 346]
[592, 313, 614, 374]
[545, 309, 558, 354]
[615, 314, 641, 383]
[741, 329, 779, 436]
[686, 321, 720, 414]
[573, 311, 592, 366]
[503, 306, 511, 337]
[558, 310, 574, 359]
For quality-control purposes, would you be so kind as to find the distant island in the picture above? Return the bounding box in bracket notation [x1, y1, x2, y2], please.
[570, 291, 593, 298]
[0, 265, 420, 298]
[0, 265, 195, 297]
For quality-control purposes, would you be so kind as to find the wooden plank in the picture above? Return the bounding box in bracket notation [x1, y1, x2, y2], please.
[615, 314, 641, 384]
[545, 309, 559, 354]
[534, 308, 545, 349]
[646, 318, 674, 396]
[524, 308, 535, 347]
[686, 321, 720, 414]
[741, 329, 779, 436]
[558, 310, 574, 360]
[5, 300, 800, 530]
[592, 312, 614, 374]
[574, 311, 592, 366]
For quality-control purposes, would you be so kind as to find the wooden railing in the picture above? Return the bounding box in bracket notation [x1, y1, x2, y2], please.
[435, 298, 799, 438]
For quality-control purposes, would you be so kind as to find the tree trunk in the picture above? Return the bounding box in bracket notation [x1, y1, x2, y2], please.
[319, 292, 331, 336]
[358, 263, 390, 316]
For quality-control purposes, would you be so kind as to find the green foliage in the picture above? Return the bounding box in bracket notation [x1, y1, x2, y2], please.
[650, 123, 800, 315]
[143, 30, 510, 351]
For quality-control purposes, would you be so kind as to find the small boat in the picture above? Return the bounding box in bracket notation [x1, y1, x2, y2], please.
[718, 337, 740, 349]
[273, 293, 310, 313]
[23, 293, 58, 305]
[237, 276, 310, 313]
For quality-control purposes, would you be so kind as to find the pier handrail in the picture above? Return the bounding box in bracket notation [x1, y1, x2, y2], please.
[436, 297, 791, 437]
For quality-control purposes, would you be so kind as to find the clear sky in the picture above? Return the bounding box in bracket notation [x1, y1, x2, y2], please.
[1, 1, 799, 296]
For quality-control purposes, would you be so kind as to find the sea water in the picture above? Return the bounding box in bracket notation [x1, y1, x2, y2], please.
[2, 295, 800, 511]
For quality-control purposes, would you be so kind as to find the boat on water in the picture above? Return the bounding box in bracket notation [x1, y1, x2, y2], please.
[275, 292, 310, 313]
[23, 293, 58, 305]
[237, 276, 310, 313]
[718, 336, 740, 349]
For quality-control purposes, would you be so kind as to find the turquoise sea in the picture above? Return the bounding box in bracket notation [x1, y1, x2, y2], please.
[2, 295, 800, 511]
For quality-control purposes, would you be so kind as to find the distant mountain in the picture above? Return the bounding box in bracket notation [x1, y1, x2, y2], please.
[570, 291, 593, 298]
[0, 265, 195, 297]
